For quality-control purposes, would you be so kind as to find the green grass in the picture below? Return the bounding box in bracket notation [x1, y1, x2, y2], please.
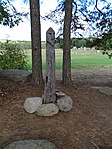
[26, 49, 112, 70]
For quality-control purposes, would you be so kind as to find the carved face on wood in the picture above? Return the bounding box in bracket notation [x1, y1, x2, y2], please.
[46, 27, 55, 46]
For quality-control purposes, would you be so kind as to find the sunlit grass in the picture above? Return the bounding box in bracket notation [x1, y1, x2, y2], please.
[26, 49, 112, 70]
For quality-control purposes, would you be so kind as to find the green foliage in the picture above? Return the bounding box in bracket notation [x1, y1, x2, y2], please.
[0, 1, 28, 28]
[96, 32, 112, 59]
[18, 41, 31, 50]
[0, 41, 2, 49]
[72, 38, 87, 48]
[55, 38, 63, 49]
[13, 41, 46, 50]
[41, 41, 46, 49]
[0, 41, 28, 70]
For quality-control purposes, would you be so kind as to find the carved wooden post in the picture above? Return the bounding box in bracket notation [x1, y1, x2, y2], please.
[44, 28, 56, 103]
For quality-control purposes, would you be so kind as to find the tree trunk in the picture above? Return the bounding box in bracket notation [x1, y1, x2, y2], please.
[62, 0, 72, 85]
[30, 0, 43, 85]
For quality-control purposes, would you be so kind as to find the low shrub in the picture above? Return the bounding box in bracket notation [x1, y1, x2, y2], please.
[0, 41, 28, 70]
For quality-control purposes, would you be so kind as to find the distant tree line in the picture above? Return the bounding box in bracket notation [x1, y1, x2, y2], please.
[0, 35, 111, 51]
[55, 37, 95, 49]
[55, 35, 112, 51]
[0, 41, 46, 50]
[0, 38, 97, 50]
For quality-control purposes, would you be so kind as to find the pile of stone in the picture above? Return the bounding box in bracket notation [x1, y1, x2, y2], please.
[24, 28, 73, 117]
[24, 90, 73, 117]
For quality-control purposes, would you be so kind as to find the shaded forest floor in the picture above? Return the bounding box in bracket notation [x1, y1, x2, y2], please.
[0, 67, 112, 149]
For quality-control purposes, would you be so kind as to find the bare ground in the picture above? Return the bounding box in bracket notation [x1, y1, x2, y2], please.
[0, 67, 112, 149]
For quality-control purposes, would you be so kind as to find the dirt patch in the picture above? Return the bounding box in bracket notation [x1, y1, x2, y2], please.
[0, 68, 112, 149]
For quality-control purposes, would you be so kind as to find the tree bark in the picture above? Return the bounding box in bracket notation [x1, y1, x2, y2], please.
[30, 0, 43, 85]
[62, 0, 72, 85]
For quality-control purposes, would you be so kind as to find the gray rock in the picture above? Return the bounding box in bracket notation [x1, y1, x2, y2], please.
[91, 86, 103, 90]
[57, 95, 73, 112]
[24, 97, 43, 113]
[5, 139, 57, 149]
[98, 87, 112, 96]
[37, 103, 59, 116]
[0, 69, 31, 82]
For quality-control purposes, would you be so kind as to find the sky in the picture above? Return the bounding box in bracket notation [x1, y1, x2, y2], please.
[0, 0, 59, 41]
[0, 0, 112, 41]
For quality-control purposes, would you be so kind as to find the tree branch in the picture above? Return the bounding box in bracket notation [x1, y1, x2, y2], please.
[95, 0, 104, 15]
[72, 0, 77, 14]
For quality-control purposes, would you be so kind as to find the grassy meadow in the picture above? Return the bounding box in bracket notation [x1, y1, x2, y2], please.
[26, 49, 112, 70]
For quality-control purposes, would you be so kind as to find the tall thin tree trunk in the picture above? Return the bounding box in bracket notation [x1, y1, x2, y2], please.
[62, 0, 72, 85]
[30, 0, 43, 85]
